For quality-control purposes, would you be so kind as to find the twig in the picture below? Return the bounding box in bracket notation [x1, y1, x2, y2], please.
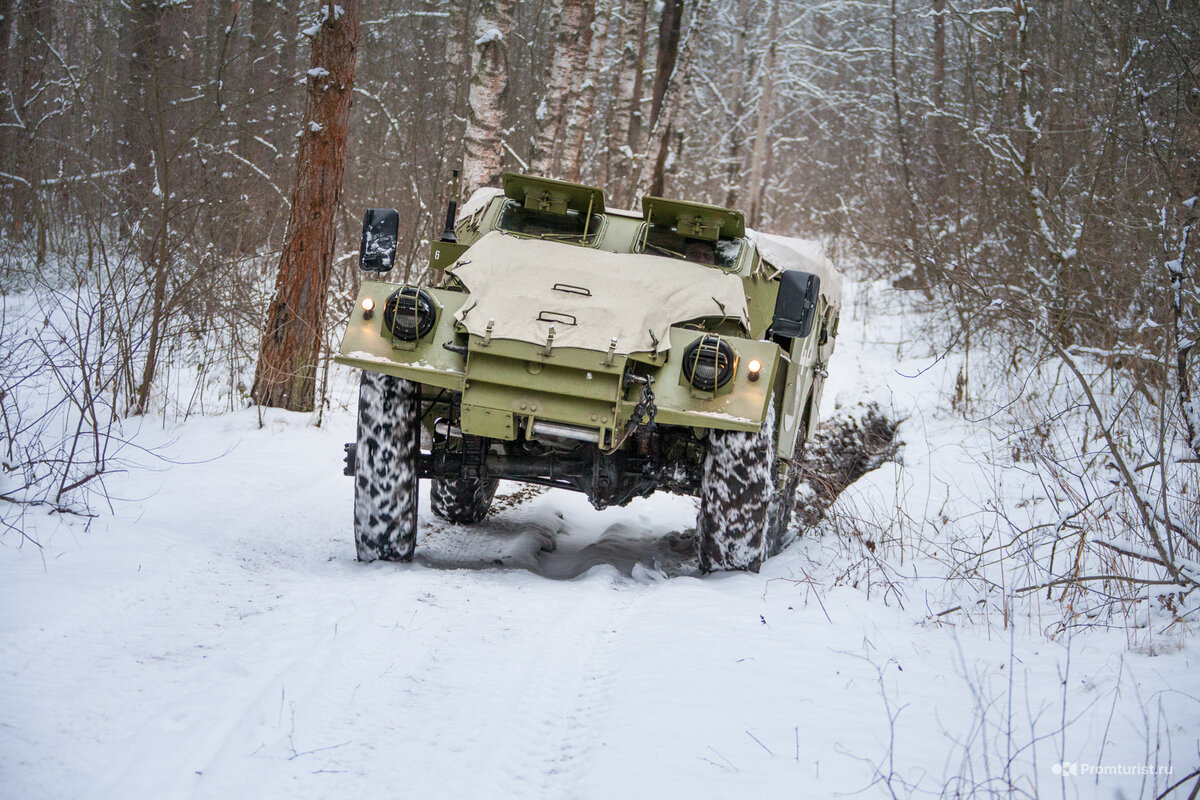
[746, 730, 773, 755]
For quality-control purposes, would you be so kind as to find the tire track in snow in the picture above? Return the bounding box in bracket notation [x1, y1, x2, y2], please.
[481, 584, 643, 799]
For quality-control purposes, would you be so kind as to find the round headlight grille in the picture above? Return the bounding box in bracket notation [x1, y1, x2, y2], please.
[681, 335, 736, 391]
[383, 287, 437, 341]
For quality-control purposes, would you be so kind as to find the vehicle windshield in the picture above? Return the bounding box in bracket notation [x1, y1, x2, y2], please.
[497, 199, 603, 244]
[638, 225, 743, 269]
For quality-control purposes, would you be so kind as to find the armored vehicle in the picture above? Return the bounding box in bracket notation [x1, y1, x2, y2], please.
[337, 173, 841, 572]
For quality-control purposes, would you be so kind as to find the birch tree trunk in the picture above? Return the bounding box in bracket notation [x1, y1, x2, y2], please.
[444, 0, 471, 134]
[607, 0, 648, 206]
[564, 0, 611, 183]
[746, 0, 780, 228]
[461, 0, 516, 196]
[528, 0, 595, 178]
[252, 0, 361, 412]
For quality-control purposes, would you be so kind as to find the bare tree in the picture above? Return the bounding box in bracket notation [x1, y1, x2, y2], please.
[634, 0, 706, 199]
[641, 0, 682, 197]
[253, 0, 361, 412]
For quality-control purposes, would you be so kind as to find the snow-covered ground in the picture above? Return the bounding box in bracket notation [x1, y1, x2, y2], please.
[2, 282, 1197, 799]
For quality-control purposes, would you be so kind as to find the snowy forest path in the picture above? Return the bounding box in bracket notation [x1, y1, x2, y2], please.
[479, 586, 642, 798]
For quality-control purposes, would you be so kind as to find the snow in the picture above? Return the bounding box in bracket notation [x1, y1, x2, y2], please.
[455, 186, 504, 224]
[475, 27, 503, 46]
[308, 121, 324, 133]
[306, 67, 330, 79]
[2, 281, 1197, 799]
[301, 3, 344, 37]
[344, 351, 460, 374]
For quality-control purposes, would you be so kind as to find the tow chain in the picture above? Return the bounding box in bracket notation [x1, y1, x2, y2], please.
[605, 376, 656, 454]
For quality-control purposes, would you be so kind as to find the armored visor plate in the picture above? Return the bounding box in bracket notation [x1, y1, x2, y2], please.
[641, 196, 746, 241]
[501, 173, 606, 215]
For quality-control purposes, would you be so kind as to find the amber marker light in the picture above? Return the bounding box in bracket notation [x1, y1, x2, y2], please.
[746, 358, 762, 381]
[361, 296, 375, 320]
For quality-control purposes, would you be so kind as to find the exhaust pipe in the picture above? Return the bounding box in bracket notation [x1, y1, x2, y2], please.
[434, 419, 462, 438]
[530, 420, 600, 444]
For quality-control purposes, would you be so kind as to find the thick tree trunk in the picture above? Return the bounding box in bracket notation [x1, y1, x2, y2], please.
[639, 0, 683, 199]
[252, 0, 361, 412]
[528, 0, 594, 178]
[607, 0, 648, 206]
[444, 0, 471, 134]
[564, 0, 611, 183]
[0, 0, 13, 89]
[746, 0, 780, 228]
[461, 0, 516, 196]
[10, 0, 52, 243]
[722, 0, 750, 209]
[0, 0, 15, 214]
[647, 0, 681, 132]
[120, 0, 163, 243]
[634, 0, 704, 200]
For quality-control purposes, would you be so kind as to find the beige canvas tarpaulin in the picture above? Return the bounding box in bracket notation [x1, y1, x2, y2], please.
[746, 229, 843, 309]
[448, 231, 749, 355]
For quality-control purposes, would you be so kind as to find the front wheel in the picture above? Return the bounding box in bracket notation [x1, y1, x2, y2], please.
[697, 402, 777, 572]
[353, 371, 420, 562]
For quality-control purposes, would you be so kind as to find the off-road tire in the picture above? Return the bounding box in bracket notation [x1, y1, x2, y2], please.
[697, 402, 777, 572]
[765, 455, 801, 557]
[430, 476, 499, 524]
[353, 371, 420, 562]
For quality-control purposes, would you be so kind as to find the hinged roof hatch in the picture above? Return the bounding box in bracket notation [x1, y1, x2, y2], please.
[641, 196, 746, 241]
[501, 173, 606, 216]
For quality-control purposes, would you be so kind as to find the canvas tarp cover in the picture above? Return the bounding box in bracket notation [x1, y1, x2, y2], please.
[448, 231, 749, 355]
[747, 230, 843, 309]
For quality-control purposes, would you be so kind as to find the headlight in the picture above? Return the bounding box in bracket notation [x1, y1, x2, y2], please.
[383, 287, 437, 341]
[681, 335, 736, 391]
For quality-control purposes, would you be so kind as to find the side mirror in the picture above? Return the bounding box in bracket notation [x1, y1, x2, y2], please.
[359, 208, 399, 272]
[771, 270, 821, 339]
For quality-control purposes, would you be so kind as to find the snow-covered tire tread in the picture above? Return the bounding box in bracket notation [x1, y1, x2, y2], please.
[766, 454, 801, 557]
[353, 371, 420, 562]
[697, 402, 777, 572]
[430, 476, 498, 524]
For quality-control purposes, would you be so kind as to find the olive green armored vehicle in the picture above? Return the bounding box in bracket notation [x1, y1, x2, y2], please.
[337, 173, 841, 572]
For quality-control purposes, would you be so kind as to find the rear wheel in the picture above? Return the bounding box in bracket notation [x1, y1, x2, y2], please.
[765, 456, 801, 557]
[697, 402, 777, 572]
[430, 476, 498, 524]
[353, 371, 420, 562]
